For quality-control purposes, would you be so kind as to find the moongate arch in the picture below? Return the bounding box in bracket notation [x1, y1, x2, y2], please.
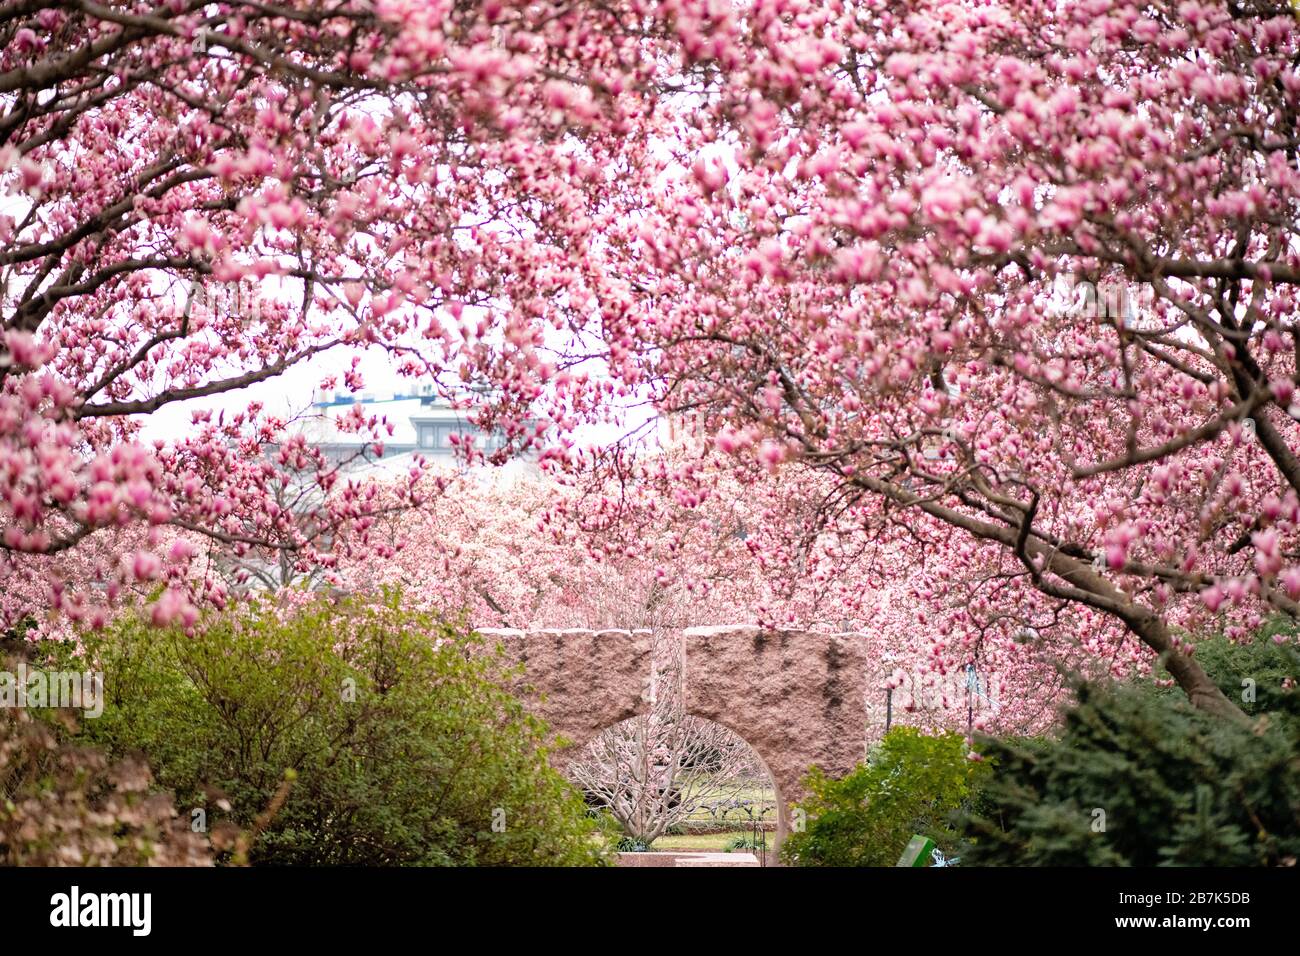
[478, 624, 877, 860]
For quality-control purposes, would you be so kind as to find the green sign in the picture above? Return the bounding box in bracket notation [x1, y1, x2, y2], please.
[896, 834, 935, 867]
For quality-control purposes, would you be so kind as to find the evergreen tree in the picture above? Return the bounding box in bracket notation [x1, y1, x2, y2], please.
[963, 647, 1300, 866]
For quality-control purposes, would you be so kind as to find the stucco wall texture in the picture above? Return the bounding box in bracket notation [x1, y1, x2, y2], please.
[477, 625, 876, 857]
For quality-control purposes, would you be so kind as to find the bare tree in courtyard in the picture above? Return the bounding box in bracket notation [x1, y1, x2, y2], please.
[569, 624, 772, 847]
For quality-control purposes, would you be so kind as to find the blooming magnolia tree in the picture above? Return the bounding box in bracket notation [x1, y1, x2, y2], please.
[0, 0, 677, 629]
[12, 0, 1292, 732]
[347, 448, 872, 630]
[528, 0, 1300, 722]
[334, 449, 1066, 735]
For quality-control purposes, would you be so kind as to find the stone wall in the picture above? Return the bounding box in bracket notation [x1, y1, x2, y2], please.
[682, 625, 872, 852]
[474, 624, 875, 858]
[476, 627, 653, 766]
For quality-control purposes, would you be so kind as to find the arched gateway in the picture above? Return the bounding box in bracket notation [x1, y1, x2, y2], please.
[476, 625, 878, 858]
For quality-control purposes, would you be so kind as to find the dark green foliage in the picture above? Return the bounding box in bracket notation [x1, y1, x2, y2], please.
[962, 651, 1300, 866]
[1145, 624, 1299, 722]
[44, 592, 607, 866]
[782, 727, 990, 867]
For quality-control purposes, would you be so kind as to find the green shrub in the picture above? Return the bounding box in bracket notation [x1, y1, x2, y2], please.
[724, 833, 765, 852]
[961, 653, 1300, 866]
[781, 727, 990, 867]
[48, 591, 607, 866]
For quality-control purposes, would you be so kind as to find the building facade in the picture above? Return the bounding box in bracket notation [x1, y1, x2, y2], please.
[293, 387, 512, 474]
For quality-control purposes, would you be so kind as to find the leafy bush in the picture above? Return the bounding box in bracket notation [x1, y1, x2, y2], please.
[0, 689, 212, 866]
[781, 727, 990, 867]
[724, 833, 765, 852]
[49, 591, 607, 866]
[962, 651, 1300, 866]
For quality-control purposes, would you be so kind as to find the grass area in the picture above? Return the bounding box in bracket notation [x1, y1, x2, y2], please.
[676, 778, 776, 823]
[651, 831, 770, 852]
[583, 775, 779, 851]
